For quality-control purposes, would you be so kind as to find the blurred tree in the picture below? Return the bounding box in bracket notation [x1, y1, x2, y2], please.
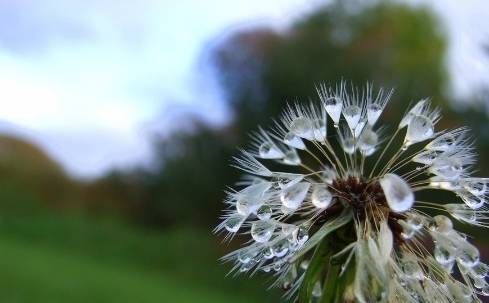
[0, 135, 76, 211]
[141, 0, 451, 227]
[213, 1, 448, 133]
[139, 121, 239, 226]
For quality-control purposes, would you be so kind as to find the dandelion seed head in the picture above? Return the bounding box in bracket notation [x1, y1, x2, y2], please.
[216, 81, 489, 302]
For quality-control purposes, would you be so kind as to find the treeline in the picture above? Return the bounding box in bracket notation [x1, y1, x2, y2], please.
[2, 0, 488, 229]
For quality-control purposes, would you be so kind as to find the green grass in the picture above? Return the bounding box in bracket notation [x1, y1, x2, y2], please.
[0, 237, 243, 303]
[0, 210, 280, 302]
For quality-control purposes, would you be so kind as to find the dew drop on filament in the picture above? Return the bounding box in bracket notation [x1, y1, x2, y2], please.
[312, 281, 322, 297]
[379, 173, 414, 212]
[290, 117, 314, 140]
[224, 214, 245, 232]
[282, 150, 301, 166]
[343, 105, 362, 131]
[262, 246, 274, 259]
[259, 142, 284, 159]
[311, 185, 333, 209]
[324, 97, 343, 126]
[251, 220, 275, 243]
[457, 242, 480, 268]
[293, 226, 309, 245]
[312, 118, 327, 141]
[283, 132, 306, 150]
[405, 115, 434, 146]
[431, 215, 453, 234]
[434, 245, 455, 265]
[257, 205, 272, 220]
[280, 182, 310, 210]
[367, 103, 382, 125]
[342, 137, 355, 155]
[272, 239, 289, 257]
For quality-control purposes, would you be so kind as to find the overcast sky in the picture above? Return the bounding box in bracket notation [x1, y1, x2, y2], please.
[0, 0, 487, 178]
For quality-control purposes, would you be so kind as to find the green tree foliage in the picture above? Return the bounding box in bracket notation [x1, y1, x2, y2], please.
[213, 1, 447, 132]
[137, 1, 446, 228]
[142, 1, 450, 227]
[139, 122, 239, 226]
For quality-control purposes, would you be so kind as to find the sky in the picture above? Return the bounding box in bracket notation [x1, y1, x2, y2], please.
[0, 0, 488, 178]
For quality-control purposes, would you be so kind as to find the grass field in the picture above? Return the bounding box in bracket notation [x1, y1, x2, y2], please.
[0, 209, 280, 302]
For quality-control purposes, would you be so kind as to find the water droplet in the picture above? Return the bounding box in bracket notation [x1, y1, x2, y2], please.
[429, 176, 460, 191]
[312, 281, 322, 297]
[300, 260, 309, 270]
[461, 193, 485, 210]
[251, 220, 275, 243]
[379, 173, 414, 212]
[280, 205, 294, 215]
[472, 262, 489, 278]
[354, 119, 367, 138]
[272, 239, 289, 258]
[430, 158, 463, 181]
[358, 127, 378, 156]
[399, 100, 426, 128]
[462, 179, 488, 196]
[277, 175, 303, 189]
[236, 197, 254, 216]
[257, 205, 272, 220]
[311, 185, 333, 209]
[238, 250, 257, 264]
[482, 285, 489, 296]
[457, 242, 480, 268]
[412, 150, 442, 165]
[343, 105, 362, 130]
[290, 117, 314, 140]
[280, 182, 310, 210]
[273, 260, 284, 272]
[281, 224, 295, 236]
[398, 219, 415, 239]
[401, 256, 424, 280]
[431, 215, 453, 234]
[282, 150, 301, 166]
[473, 276, 487, 289]
[406, 213, 424, 230]
[341, 137, 355, 154]
[224, 214, 245, 232]
[426, 133, 456, 151]
[312, 118, 327, 141]
[293, 226, 309, 245]
[288, 241, 300, 252]
[252, 252, 263, 263]
[441, 260, 455, 273]
[259, 142, 284, 159]
[445, 204, 477, 223]
[405, 115, 434, 145]
[283, 132, 306, 150]
[322, 166, 337, 184]
[324, 97, 343, 125]
[262, 246, 274, 259]
[241, 182, 271, 198]
[261, 266, 271, 273]
[434, 245, 455, 264]
[240, 258, 257, 272]
[367, 103, 382, 125]
[450, 280, 472, 299]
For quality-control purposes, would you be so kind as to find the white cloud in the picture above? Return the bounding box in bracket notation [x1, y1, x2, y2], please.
[0, 0, 487, 177]
[0, 0, 319, 177]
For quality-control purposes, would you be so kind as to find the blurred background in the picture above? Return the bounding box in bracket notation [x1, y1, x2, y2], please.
[0, 0, 488, 302]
